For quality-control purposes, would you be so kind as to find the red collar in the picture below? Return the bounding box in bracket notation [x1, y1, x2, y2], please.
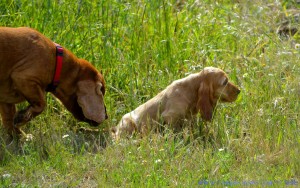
[46, 43, 63, 92]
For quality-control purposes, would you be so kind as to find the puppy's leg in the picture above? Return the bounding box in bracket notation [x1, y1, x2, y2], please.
[112, 115, 137, 140]
[161, 110, 183, 132]
[12, 78, 46, 129]
[161, 100, 189, 132]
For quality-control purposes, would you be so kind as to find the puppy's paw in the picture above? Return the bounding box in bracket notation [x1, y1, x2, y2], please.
[110, 126, 120, 142]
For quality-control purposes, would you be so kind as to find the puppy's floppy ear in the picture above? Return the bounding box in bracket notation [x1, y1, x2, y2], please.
[77, 80, 106, 124]
[197, 82, 214, 121]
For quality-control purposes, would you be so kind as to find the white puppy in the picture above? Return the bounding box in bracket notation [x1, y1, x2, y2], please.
[112, 67, 240, 139]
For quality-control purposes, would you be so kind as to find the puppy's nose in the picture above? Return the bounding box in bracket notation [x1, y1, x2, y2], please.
[237, 89, 241, 94]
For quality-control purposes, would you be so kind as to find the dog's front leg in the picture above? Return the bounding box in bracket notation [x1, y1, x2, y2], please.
[0, 103, 16, 134]
[0, 103, 26, 142]
[13, 99, 46, 129]
[12, 79, 46, 129]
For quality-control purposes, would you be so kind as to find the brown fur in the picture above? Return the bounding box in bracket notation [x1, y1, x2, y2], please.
[112, 67, 240, 140]
[0, 27, 107, 138]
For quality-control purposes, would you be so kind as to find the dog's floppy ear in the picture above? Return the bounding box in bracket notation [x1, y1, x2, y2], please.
[197, 82, 214, 121]
[76, 80, 106, 124]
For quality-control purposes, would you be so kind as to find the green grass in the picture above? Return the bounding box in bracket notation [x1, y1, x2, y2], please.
[0, 0, 300, 187]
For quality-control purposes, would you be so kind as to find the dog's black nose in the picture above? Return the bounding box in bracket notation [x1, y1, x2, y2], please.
[237, 89, 241, 94]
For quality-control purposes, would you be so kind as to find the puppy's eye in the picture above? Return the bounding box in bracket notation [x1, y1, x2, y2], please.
[223, 78, 228, 86]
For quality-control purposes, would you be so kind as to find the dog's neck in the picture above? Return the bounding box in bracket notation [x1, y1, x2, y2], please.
[46, 44, 63, 92]
[51, 49, 81, 96]
[188, 72, 204, 92]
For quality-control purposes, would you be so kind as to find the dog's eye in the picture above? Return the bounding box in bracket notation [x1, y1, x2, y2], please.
[223, 78, 228, 86]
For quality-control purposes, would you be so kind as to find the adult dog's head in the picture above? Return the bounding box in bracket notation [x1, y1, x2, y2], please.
[54, 59, 108, 126]
[197, 67, 240, 121]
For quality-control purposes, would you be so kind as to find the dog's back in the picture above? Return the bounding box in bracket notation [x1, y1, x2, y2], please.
[0, 27, 55, 79]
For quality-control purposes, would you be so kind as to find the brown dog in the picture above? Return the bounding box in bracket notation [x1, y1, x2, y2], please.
[0, 27, 107, 139]
[112, 67, 240, 139]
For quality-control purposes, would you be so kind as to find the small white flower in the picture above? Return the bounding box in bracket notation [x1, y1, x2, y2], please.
[274, 99, 278, 107]
[155, 159, 162, 164]
[273, 97, 283, 108]
[295, 43, 300, 50]
[25, 134, 33, 142]
[242, 73, 248, 79]
[257, 108, 264, 116]
[62, 134, 69, 139]
[2, 174, 11, 179]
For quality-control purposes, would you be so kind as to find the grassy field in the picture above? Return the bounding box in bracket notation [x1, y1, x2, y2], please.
[0, 0, 299, 187]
